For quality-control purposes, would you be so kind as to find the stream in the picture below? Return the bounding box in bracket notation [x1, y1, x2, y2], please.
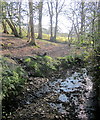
[6, 68, 97, 120]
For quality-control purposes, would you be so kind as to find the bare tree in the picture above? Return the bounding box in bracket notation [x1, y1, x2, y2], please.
[54, 0, 65, 40]
[97, 0, 100, 44]
[37, 0, 43, 39]
[28, 0, 36, 45]
[80, 1, 85, 36]
[18, 0, 22, 37]
[2, 19, 9, 34]
[47, 0, 54, 41]
[47, 0, 65, 41]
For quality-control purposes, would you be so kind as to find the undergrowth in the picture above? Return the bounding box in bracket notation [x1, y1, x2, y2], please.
[1, 57, 27, 99]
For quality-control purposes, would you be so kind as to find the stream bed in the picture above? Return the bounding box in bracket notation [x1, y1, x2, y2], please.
[10, 68, 97, 120]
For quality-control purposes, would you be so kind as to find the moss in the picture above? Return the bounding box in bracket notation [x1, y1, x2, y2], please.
[23, 54, 84, 78]
[24, 58, 31, 63]
[23, 55, 57, 77]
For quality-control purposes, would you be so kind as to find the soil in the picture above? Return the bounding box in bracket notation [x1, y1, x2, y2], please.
[0, 33, 83, 58]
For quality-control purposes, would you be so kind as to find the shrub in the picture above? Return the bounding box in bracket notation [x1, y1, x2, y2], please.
[1, 57, 27, 99]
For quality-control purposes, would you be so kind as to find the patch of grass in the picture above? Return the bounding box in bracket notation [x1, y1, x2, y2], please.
[56, 36, 68, 43]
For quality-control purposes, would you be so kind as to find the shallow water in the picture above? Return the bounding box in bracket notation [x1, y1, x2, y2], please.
[32, 68, 96, 120]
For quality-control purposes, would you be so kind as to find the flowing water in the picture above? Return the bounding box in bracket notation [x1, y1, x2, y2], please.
[5, 68, 97, 120]
[31, 68, 96, 120]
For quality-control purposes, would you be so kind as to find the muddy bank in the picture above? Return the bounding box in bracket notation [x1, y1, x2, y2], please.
[2, 55, 98, 120]
[8, 68, 97, 120]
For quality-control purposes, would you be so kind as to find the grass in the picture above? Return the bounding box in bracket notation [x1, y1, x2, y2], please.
[1, 23, 94, 47]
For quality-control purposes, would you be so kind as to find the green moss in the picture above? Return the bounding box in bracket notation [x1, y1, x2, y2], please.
[23, 55, 57, 77]
[24, 58, 31, 63]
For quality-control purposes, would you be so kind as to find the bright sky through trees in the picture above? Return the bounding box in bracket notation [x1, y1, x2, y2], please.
[3, 0, 100, 33]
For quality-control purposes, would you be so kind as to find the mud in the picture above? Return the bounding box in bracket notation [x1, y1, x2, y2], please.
[9, 68, 97, 120]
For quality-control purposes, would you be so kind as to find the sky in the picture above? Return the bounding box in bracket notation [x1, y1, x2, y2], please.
[5, 0, 100, 33]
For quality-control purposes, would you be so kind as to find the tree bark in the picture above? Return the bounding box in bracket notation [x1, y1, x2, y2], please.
[28, 0, 36, 45]
[80, 1, 85, 35]
[6, 19, 19, 37]
[98, 0, 100, 44]
[2, 19, 9, 34]
[37, 0, 43, 39]
[54, 0, 58, 41]
[47, 1, 53, 41]
[18, 1, 22, 37]
[6, 5, 20, 37]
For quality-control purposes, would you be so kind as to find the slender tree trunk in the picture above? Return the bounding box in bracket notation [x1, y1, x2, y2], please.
[50, 15, 53, 41]
[68, 26, 73, 46]
[18, 1, 22, 37]
[80, 1, 85, 35]
[54, 0, 58, 41]
[6, 19, 19, 37]
[91, 10, 96, 48]
[47, 1, 53, 41]
[1, 2, 8, 34]
[6, 5, 19, 37]
[54, 15, 58, 41]
[37, 1, 43, 39]
[28, 0, 36, 45]
[98, 0, 100, 44]
[2, 19, 9, 34]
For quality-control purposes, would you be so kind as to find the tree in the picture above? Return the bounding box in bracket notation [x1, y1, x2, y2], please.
[28, 0, 36, 45]
[18, 0, 22, 37]
[80, 1, 85, 36]
[6, 4, 20, 37]
[37, 0, 43, 39]
[2, 1, 20, 37]
[54, 0, 65, 40]
[47, 0, 54, 41]
[2, 19, 9, 34]
[97, 0, 100, 45]
[47, 0, 65, 41]
[1, 1, 9, 34]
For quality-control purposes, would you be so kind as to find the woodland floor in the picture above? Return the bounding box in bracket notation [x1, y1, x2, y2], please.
[1, 33, 97, 120]
[0, 33, 84, 58]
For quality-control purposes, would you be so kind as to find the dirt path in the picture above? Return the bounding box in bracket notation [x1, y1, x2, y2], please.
[0, 33, 81, 58]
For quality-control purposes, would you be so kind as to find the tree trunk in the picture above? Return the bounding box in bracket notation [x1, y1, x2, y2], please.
[2, 19, 9, 34]
[37, 1, 43, 39]
[54, 0, 58, 41]
[18, 1, 22, 37]
[28, 0, 36, 45]
[6, 5, 19, 37]
[98, 0, 100, 44]
[47, 1, 53, 41]
[50, 16, 53, 41]
[6, 19, 19, 37]
[91, 10, 96, 48]
[68, 26, 73, 46]
[80, 1, 85, 35]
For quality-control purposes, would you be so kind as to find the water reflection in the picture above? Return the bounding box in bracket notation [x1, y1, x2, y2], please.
[27, 68, 96, 120]
[47, 68, 95, 119]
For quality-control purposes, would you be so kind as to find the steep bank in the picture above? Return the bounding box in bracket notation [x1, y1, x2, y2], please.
[88, 47, 100, 117]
